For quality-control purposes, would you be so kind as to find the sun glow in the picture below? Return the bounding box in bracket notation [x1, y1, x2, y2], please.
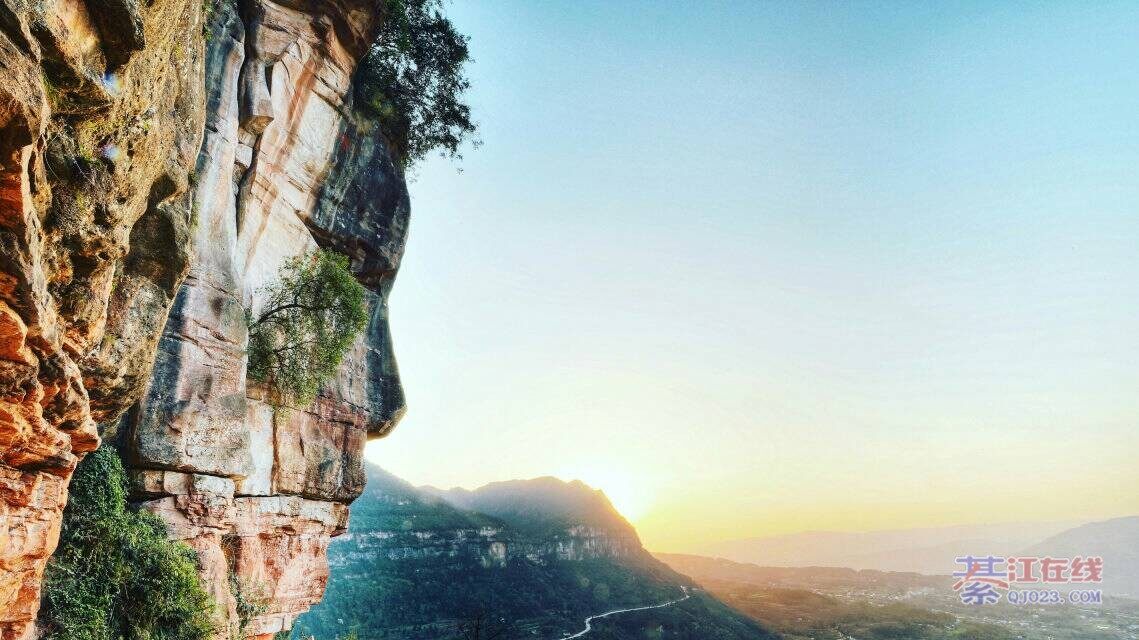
[560, 465, 654, 523]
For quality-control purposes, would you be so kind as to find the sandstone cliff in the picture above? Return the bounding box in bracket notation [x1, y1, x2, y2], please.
[123, 1, 406, 636]
[0, 0, 409, 638]
[0, 0, 206, 636]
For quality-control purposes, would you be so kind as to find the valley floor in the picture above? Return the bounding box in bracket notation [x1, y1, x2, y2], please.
[656, 554, 1139, 640]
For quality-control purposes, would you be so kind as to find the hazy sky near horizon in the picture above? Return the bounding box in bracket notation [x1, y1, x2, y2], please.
[365, 1, 1139, 552]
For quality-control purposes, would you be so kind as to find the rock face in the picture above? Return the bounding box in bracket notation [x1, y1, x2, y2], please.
[338, 524, 643, 568]
[0, 0, 407, 637]
[115, 0, 407, 638]
[336, 466, 645, 571]
[0, 0, 207, 636]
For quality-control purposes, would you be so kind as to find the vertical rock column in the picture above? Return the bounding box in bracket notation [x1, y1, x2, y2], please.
[0, 0, 206, 638]
[122, 1, 409, 637]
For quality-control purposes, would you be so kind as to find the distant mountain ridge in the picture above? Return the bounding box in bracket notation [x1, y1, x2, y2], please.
[700, 520, 1080, 575]
[655, 552, 950, 591]
[1021, 516, 1139, 597]
[423, 475, 639, 540]
[345, 465, 505, 533]
[652, 552, 1139, 640]
[349, 467, 641, 565]
[696, 515, 1138, 597]
[296, 464, 775, 639]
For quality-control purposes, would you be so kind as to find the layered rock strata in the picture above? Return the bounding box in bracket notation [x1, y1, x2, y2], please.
[337, 524, 643, 568]
[0, 0, 408, 638]
[120, 1, 407, 637]
[0, 0, 206, 637]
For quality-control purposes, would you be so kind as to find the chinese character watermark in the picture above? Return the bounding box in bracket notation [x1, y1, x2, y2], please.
[952, 555, 1103, 606]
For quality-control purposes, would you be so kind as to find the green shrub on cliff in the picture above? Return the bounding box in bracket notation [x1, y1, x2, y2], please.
[38, 446, 216, 640]
[356, 0, 477, 166]
[246, 249, 368, 407]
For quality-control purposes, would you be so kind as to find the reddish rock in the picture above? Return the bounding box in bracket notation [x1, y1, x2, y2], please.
[123, 1, 408, 636]
[1, 0, 407, 636]
[0, 0, 206, 635]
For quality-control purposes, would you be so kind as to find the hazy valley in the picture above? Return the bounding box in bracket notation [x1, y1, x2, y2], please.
[290, 466, 1139, 639]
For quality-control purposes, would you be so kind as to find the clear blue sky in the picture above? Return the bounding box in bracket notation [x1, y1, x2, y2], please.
[368, 1, 1139, 551]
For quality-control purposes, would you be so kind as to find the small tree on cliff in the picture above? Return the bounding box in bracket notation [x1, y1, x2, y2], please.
[38, 446, 217, 640]
[246, 249, 369, 407]
[356, 0, 478, 166]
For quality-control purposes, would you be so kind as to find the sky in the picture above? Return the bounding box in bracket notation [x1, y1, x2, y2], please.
[365, 0, 1139, 552]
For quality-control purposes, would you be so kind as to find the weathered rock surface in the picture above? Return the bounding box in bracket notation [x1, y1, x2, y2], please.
[118, 1, 408, 637]
[339, 524, 643, 568]
[1, 0, 408, 637]
[0, 0, 206, 636]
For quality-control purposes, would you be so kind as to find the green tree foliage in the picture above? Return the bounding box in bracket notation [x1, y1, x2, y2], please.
[246, 249, 368, 407]
[38, 446, 216, 640]
[357, 0, 477, 166]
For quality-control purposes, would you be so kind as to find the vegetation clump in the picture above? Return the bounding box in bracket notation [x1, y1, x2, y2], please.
[230, 575, 271, 639]
[38, 446, 216, 640]
[356, 0, 477, 166]
[246, 249, 368, 407]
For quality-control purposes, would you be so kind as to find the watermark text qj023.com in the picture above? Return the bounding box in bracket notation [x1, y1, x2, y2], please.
[952, 555, 1103, 606]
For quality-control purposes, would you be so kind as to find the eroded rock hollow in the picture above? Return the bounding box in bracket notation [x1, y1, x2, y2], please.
[0, 0, 408, 637]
